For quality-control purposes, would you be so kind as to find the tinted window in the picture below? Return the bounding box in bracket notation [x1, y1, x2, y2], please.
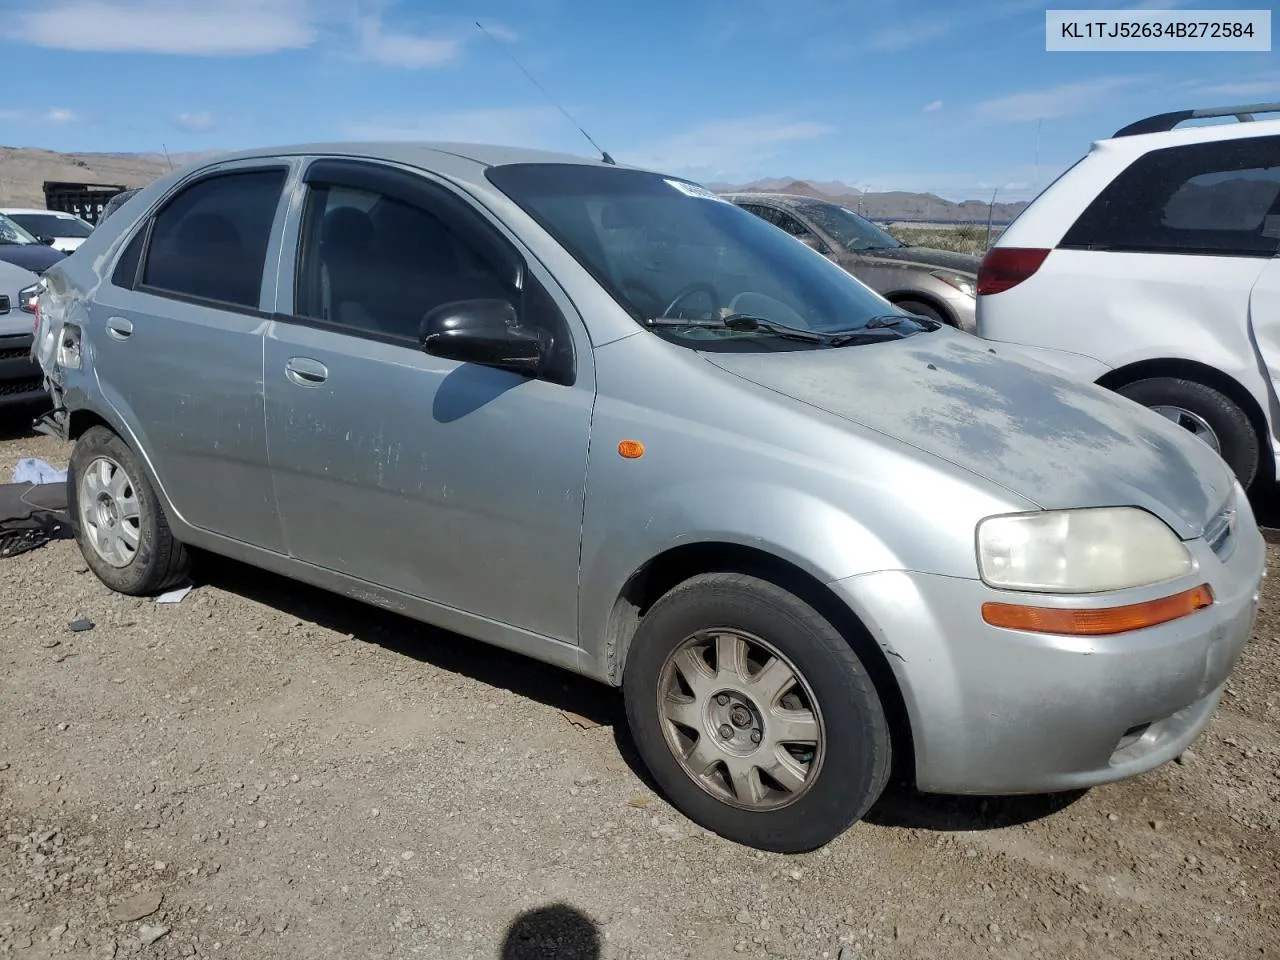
[141, 169, 287, 308]
[798, 202, 902, 251]
[294, 183, 520, 340]
[112, 228, 146, 288]
[485, 164, 913, 350]
[1061, 136, 1280, 256]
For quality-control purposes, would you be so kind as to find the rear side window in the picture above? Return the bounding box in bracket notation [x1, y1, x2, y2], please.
[1060, 136, 1280, 257]
[139, 169, 287, 309]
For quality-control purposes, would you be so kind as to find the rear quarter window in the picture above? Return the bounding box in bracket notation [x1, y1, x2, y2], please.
[1059, 135, 1280, 257]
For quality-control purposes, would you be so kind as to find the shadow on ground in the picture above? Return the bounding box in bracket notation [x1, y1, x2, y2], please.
[501, 904, 601, 960]
[191, 552, 1087, 838]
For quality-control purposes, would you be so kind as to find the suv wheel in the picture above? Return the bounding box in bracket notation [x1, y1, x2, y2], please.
[1115, 377, 1260, 488]
[894, 299, 947, 326]
[68, 426, 191, 595]
[622, 572, 891, 853]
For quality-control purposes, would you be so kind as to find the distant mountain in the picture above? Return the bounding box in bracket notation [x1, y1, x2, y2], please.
[709, 176, 1029, 222]
[0, 146, 228, 208]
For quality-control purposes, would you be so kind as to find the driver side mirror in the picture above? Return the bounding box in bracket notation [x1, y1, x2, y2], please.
[796, 233, 831, 255]
[38, 236, 56, 246]
[420, 298, 547, 377]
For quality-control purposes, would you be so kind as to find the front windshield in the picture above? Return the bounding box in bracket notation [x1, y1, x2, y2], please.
[486, 164, 912, 348]
[8, 213, 92, 238]
[797, 202, 902, 251]
[0, 214, 38, 246]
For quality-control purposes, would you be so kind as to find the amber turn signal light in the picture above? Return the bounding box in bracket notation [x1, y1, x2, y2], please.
[982, 583, 1214, 636]
[617, 440, 645, 459]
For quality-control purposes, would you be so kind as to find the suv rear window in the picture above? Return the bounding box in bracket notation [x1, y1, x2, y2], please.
[1060, 135, 1280, 257]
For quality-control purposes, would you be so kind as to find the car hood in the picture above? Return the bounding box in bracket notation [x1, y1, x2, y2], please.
[703, 331, 1231, 539]
[853, 245, 981, 275]
[0, 244, 65, 274]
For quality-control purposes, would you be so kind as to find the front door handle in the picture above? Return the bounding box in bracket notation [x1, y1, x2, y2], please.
[105, 316, 133, 341]
[285, 356, 329, 387]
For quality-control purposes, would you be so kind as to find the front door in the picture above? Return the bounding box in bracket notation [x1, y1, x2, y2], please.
[86, 163, 291, 552]
[263, 159, 593, 644]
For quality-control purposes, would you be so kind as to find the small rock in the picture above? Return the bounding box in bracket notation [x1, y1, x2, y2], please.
[68, 618, 95, 633]
[256, 820, 266, 829]
[573, 775, 598, 787]
[138, 924, 170, 947]
[736, 909, 752, 924]
[401, 851, 414, 860]
[152, 861, 166, 872]
[41, 639, 61, 649]
[789, 869, 804, 880]
[1150, 819, 1165, 831]
[370, 808, 379, 819]
[109, 891, 163, 922]
[1108, 813, 1119, 821]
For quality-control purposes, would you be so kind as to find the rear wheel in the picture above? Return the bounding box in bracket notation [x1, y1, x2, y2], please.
[68, 426, 191, 595]
[1114, 377, 1260, 488]
[622, 573, 891, 853]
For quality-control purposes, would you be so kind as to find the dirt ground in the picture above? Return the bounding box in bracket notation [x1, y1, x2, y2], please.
[0, 417, 1277, 960]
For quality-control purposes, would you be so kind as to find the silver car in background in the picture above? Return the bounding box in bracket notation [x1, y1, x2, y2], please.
[31, 143, 1264, 853]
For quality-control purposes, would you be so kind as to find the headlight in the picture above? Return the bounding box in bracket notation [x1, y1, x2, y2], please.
[977, 507, 1193, 594]
[931, 271, 976, 298]
[17, 282, 40, 314]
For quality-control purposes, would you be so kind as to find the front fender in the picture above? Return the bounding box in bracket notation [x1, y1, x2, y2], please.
[576, 477, 908, 679]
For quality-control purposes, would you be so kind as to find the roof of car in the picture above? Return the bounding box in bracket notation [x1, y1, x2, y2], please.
[196, 141, 628, 181]
[719, 192, 830, 206]
[1095, 116, 1280, 155]
[0, 207, 80, 216]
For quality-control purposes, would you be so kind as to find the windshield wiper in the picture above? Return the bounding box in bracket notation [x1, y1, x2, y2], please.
[645, 314, 829, 343]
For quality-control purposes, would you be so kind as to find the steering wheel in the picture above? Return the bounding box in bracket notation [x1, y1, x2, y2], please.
[660, 282, 720, 319]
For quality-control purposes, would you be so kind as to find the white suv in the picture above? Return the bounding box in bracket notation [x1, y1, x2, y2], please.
[976, 102, 1280, 490]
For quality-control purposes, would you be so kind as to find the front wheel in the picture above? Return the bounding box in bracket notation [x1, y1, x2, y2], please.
[68, 425, 191, 595]
[1114, 377, 1260, 488]
[893, 299, 948, 327]
[622, 573, 891, 853]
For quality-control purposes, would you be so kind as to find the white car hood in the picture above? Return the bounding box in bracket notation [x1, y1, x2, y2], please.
[704, 330, 1233, 540]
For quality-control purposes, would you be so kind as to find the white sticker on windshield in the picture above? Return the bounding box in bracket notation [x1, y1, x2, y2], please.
[665, 178, 729, 202]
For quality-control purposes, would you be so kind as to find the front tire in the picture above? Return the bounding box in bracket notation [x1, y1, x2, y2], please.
[1114, 377, 1260, 488]
[68, 425, 191, 595]
[893, 299, 948, 327]
[622, 573, 891, 853]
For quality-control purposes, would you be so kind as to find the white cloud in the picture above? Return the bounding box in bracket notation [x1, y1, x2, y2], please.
[175, 111, 217, 132]
[343, 106, 568, 145]
[622, 116, 835, 181]
[1189, 75, 1280, 98]
[356, 14, 460, 68]
[866, 0, 1051, 51]
[0, 109, 22, 121]
[6, 0, 320, 56]
[46, 108, 79, 123]
[972, 76, 1144, 124]
[923, 100, 944, 113]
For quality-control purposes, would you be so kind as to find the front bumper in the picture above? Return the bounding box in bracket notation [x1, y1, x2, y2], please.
[831, 516, 1265, 796]
[0, 332, 46, 408]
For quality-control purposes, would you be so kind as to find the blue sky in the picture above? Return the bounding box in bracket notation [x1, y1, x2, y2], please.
[1, 0, 1276, 200]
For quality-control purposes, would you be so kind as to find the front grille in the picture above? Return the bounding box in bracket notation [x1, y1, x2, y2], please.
[0, 377, 43, 397]
[0, 295, 9, 314]
[0, 347, 28, 361]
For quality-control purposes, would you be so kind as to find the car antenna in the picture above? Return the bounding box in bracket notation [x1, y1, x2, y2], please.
[473, 21, 616, 165]
[160, 144, 174, 172]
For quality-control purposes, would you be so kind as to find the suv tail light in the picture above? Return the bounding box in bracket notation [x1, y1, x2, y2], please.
[976, 247, 1050, 296]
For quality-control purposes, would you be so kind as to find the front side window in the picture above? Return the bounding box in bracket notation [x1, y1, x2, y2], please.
[1061, 135, 1280, 256]
[141, 168, 287, 308]
[293, 183, 522, 341]
[0, 214, 39, 246]
[486, 164, 918, 351]
[8, 214, 93, 239]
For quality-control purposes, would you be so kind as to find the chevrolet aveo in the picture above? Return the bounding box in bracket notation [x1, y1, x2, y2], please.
[30, 143, 1265, 853]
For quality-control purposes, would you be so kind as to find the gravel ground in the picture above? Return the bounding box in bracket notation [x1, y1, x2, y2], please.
[1, 418, 1278, 960]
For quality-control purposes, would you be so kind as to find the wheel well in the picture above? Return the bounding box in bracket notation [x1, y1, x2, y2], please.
[607, 542, 916, 783]
[1096, 358, 1273, 483]
[66, 409, 114, 440]
[885, 291, 953, 326]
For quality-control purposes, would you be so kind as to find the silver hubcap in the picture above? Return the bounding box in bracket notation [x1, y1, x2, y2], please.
[78, 456, 141, 568]
[1150, 404, 1221, 454]
[657, 629, 824, 810]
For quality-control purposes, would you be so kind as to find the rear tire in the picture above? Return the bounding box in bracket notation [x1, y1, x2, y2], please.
[622, 573, 891, 853]
[893, 299, 949, 327]
[68, 426, 191, 595]
[1114, 377, 1260, 488]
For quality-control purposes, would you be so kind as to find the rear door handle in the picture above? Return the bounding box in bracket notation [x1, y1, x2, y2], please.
[284, 357, 329, 387]
[105, 316, 133, 341]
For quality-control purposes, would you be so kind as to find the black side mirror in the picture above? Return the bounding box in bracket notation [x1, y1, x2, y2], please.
[39, 236, 56, 246]
[420, 298, 547, 376]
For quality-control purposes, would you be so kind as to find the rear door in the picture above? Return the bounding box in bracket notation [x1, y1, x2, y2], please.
[86, 161, 292, 552]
